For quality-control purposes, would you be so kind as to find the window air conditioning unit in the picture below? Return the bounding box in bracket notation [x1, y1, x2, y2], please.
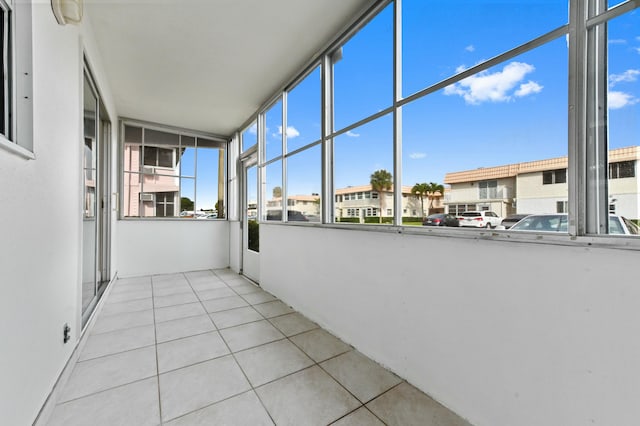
[142, 166, 155, 174]
[140, 193, 154, 202]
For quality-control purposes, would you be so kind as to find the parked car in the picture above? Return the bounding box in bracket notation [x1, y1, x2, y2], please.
[509, 214, 640, 235]
[266, 210, 309, 221]
[458, 211, 503, 228]
[500, 214, 531, 229]
[423, 213, 459, 227]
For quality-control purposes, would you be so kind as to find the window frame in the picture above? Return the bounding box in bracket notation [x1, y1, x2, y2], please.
[119, 119, 228, 220]
[244, 0, 640, 247]
[609, 160, 635, 179]
[0, 0, 33, 159]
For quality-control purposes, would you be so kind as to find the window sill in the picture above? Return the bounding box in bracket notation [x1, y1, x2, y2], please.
[260, 221, 640, 251]
[0, 137, 35, 160]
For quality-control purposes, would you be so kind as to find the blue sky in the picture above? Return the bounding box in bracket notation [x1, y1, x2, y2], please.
[251, 1, 638, 198]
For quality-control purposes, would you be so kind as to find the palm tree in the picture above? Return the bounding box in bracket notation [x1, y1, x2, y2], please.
[370, 169, 393, 223]
[411, 183, 429, 218]
[424, 182, 445, 215]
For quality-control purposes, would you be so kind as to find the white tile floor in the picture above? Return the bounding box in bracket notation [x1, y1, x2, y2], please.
[46, 269, 472, 426]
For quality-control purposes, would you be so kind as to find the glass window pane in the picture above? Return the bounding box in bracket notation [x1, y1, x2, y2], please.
[265, 99, 283, 161]
[145, 128, 179, 146]
[264, 160, 282, 221]
[180, 177, 195, 217]
[287, 66, 321, 152]
[124, 125, 142, 144]
[334, 114, 393, 224]
[287, 145, 321, 222]
[242, 121, 257, 152]
[247, 165, 259, 252]
[333, 4, 393, 131]
[157, 148, 174, 168]
[179, 137, 196, 177]
[608, 0, 627, 9]
[606, 10, 639, 233]
[122, 172, 141, 217]
[402, 0, 568, 97]
[403, 39, 568, 222]
[120, 124, 226, 220]
[195, 147, 224, 217]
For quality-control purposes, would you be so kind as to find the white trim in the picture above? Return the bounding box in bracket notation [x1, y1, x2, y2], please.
[0, 134, 35, 159]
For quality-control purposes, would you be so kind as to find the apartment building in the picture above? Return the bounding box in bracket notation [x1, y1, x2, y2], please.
[445, 146, 640, 219]
[334, 185, 442, 221]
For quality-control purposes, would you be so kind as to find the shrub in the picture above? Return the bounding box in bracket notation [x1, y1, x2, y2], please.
[364, 216, 393, 224]
[336, 217, 360, 223]
[402, 216, 422, 223]
[248, 220, 259, 251]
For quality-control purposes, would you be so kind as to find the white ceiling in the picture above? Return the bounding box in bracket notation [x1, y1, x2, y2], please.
[85, 0, 371, 137]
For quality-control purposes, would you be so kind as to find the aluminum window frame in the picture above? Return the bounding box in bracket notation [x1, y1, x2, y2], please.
[0, 0, 33, 159]
[244, 0, 640, 248]
[119, 118, 228, 220]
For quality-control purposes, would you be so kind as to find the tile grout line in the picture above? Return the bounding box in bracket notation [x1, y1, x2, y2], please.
[154, 270, 269, 424]
[150, 273, 164, 426]
[211, 272, 278, 425]
[150, 269, 391, 425]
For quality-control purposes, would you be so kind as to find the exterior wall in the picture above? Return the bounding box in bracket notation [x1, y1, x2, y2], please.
[446, 177, 515, 217]
[122, 144, 180, 217]
[266, 196, 321, 218]
[515, 171, 568, 213]
[260, 225, 640, 426]
[517, 172, 568, 200]
[117, 220, 230, 277]
[610, 177, 639, 219]
[447, 182, 479, 202]
[447, 155, 639, 219]
[0, 6, 118, 425]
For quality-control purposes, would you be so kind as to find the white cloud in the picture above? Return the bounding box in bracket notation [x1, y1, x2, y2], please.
[465, 45, 475, 52]
[346, 130, 360, 137]
[608, 91, 639, 109]
[248, 123, 257, 134]
[609, 69, 640, 86]
[636, 47, 640, 54]
[278, 125, 300, 138]
[444, 61, 540, 104]
[409, 152, 426, 160]
[609, 39, 627, 45]
[515, 81, 543, 97]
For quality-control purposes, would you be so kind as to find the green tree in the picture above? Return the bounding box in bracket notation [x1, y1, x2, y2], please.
[411, 182, 429, 218]
[424, 182, 445, 215]
[180, 197, 194, 212]
[370, 169, 393, 224]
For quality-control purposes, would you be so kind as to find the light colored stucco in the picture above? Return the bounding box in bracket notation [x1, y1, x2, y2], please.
[259, 224, 640, 426]
[0, 5, 117, 425]
[117, 220, 230, 277]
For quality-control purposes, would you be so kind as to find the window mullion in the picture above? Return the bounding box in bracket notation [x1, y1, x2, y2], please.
[322, 54, 334, 224]
[568, 0, 588, 236]
[585, 0, 609, 234]
[393, 0, 402, 227]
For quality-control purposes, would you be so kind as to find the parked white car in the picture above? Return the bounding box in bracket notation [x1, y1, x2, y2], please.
[509, 214, 640, 235]
[458, 211, 503, 228]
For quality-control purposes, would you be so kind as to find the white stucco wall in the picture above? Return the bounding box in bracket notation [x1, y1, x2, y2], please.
[610, 177, 639, 219]
[117, 220, 230, 277]
[0, 5, 117, 425]
[259, 224, 640, 426]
